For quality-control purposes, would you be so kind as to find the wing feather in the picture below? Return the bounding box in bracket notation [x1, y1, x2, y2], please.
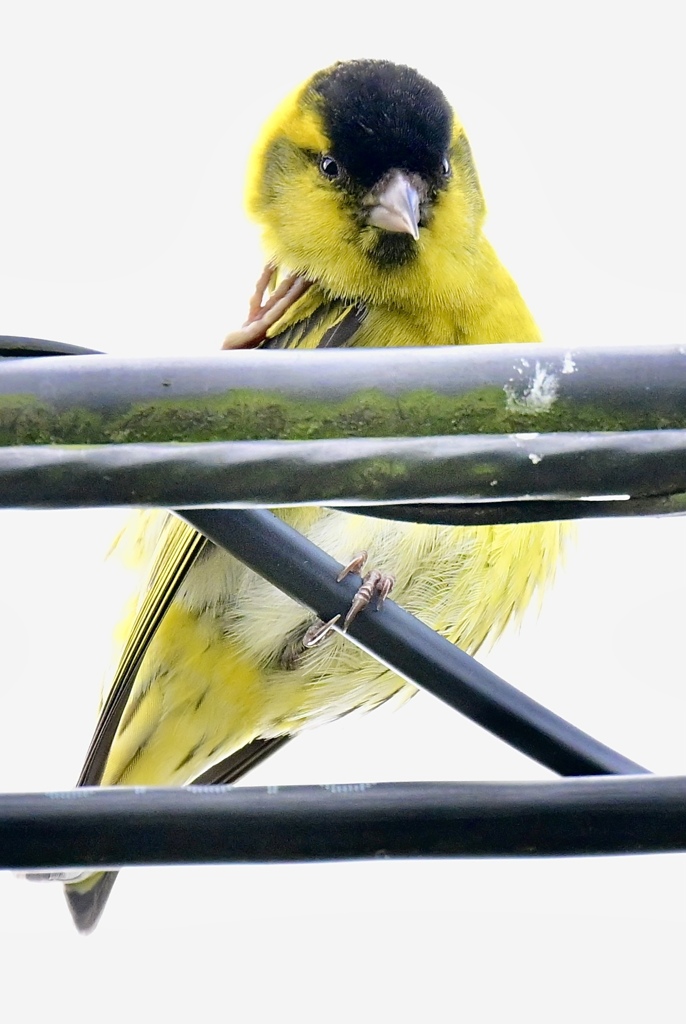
[77, 517, 207, 787]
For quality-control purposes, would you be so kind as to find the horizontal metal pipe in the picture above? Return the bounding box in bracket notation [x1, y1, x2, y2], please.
[1, 430, 685, 509]
[2, 343, 686, 447]
[8, 776, 683, 871]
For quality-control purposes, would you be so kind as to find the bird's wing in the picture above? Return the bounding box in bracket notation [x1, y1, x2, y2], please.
[262, 278, 367, 350]
[316, 304, 368, 348]
[77, 515, 207, 787]
[189, 735, 292, 785]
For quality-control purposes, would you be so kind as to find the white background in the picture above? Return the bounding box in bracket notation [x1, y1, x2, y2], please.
[0, 2, 684, 1021]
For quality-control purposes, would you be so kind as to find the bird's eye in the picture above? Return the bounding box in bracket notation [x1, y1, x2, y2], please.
[441, 157, 451, 177]
[319, 155, 340, 179]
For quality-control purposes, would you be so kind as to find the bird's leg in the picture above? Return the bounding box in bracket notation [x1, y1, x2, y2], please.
[222, 264, 311, 350]
[245, 264, 277, 323]
[303, 551, 396, 647]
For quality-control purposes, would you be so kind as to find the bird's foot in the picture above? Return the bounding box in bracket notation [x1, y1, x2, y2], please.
[337, 551, 395, 628]
[303, 551, 395, 647]
[222, 264, 311, 349]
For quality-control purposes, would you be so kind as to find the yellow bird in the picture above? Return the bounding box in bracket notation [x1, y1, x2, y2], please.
[60, 59, 569, 931]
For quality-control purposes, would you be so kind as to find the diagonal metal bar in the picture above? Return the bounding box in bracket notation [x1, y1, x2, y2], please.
[184, 508, 648, 778]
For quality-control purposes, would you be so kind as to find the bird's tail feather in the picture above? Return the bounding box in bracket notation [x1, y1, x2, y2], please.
[64, 871, 119, 934]
[62, 735, 292, 933]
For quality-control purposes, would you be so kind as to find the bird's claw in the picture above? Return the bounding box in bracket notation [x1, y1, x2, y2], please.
[336, 550, 369, 583]
[222, 264, 311, 350]
[304, 551, 395, 647]
[343, 569, 396, 629]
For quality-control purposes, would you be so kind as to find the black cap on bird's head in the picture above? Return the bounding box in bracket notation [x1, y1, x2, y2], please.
[310, 60, 453, 190]
[308, 61, 454, 259]
[248, 59, 484, 295]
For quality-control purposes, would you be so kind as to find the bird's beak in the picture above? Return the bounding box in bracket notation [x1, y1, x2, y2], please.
[364, 171, 420, 240]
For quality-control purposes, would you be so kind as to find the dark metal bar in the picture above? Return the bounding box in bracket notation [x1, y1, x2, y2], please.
[2, 345, 686, 448]
[0, 335, 102, 358]
[7, 776, 684, 871]
[1, 430, 686, 509]
[334, 493, 686, 526]
[184, 508, 648, 778]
